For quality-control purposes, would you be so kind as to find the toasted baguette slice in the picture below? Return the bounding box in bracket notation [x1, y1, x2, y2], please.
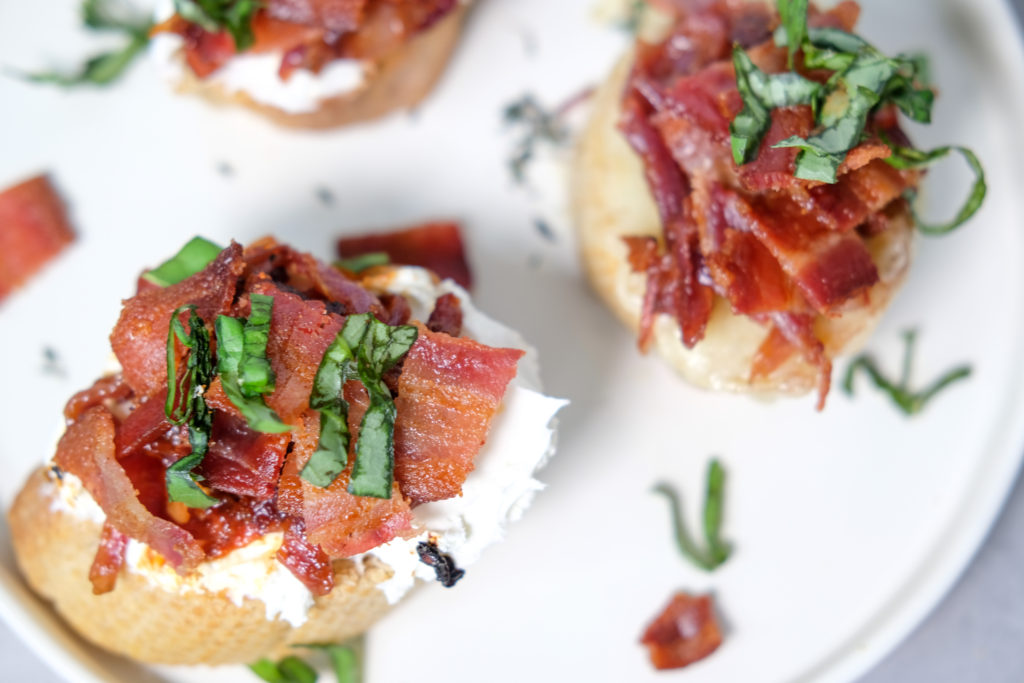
[9, 467, 392, 665]
[571, 53, 913, 397]
[176, 7, 466, 130]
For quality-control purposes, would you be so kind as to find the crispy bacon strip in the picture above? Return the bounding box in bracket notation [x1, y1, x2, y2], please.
[111, 243, 244, 398]
[337, 221, 473, 289]
[641, 593, 723, 670]
[54, 407, 203, 572]
[394, 326, 524, 504]
[0, 175, 75, 303]
[88, 523, 128, 595]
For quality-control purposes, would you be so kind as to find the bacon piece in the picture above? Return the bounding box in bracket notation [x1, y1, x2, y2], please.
[277, 518, 334, 596]
[394, 325, 523, 504]
[88, 524, 128, 595]
[252, 279, 344, 424]
[722, 190, 878, 314]
[641, 593, 723, 670]
[267, 0, 367, 32]
[338, 0, 458, 60]
[663, 209, 715, 347]
[114, 389, 170, 459]
[198, 412, 290, 499]
[426, 292, 462, 337]
[245, 238, 383, 315]
[111, 243, 244, 399]
[64, 375, 131, 422]
[0, 175, 75, 302]
[620, 91, 690, 224]
[295, 397, 413, 558]
[54, 407, 203, 571]
[336, 222, 473, 289]
[753, 311, 832, 409]
[180, 22, 237, 78]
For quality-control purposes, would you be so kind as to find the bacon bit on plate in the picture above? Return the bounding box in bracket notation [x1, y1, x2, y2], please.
[337, 221, 473, 289]
[640, 592, 723, 670]
[0, 175, 75, 303]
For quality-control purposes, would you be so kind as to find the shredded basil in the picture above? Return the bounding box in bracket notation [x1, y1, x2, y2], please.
[20, 0, 153, 87]
[143, 237, 224, 287]
[885, 144, 987, 235]
[301, 314, 418, 498]
[215, 310, 291, 434]
[334, 253, 390, 274]
[730, 46, 822, 165]
[777, 0, 808, 68]
[843, 330, 972, 415]
[164, 306, 219, 509]
[248, 656, 318, 683]
[239, 294, 276, 396]
[652, 459, 732, 572]
[174, 0, 260, 51]
[298, 644, 359, 683]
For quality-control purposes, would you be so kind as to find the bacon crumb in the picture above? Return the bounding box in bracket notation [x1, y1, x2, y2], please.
[0, 175, 75, 304]
[640, 592, 723, 670]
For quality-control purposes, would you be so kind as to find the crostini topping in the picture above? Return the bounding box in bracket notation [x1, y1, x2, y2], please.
[652, 459, 731, 572]
[0, 175, 76, 303]
[57, 237, 523, 593]
[172, 0, 261, 51]
[334, 252, 389, 274]
[619, 0, 978, 408]
[640, 593, 723, 670]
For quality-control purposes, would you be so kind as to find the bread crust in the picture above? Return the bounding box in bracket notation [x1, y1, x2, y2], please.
[175, 7, 466, 129]
[571, 52, 914, 397]
[8, 467, 394, 665]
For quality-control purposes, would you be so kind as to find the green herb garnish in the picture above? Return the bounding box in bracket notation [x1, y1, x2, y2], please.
[843, 330, 971, 415]
[143, 237, 224, 287]
[20, 0, 153, 87]
[884, 143, 987, 235]
[249, 656, 318, 683]
[298, 644, 359, 683]
[165, 306, 219, 508]
[730, 45, 822, 165]
[215, 299, 291, 434]
[503, 94, 570, 184]
[334, 253, 390, 274]
[174, 0, 261, 51]
[728, 1, 985, 232]
[301, 314, 418, 498]
[652, 459, 731, 572]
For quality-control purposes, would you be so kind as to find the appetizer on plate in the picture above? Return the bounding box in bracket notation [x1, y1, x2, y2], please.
[150, 0, 468, 128]
[573, 0, 983, 408]
[8, 236, 563, 665]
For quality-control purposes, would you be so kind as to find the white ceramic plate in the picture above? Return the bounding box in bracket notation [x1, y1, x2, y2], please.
[2, 1, 1024, 681]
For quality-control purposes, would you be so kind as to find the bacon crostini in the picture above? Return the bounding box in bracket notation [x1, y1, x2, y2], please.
[8, 236, 563, 665]
[573, 0, 981, 408]
[149, 0, 468, 128]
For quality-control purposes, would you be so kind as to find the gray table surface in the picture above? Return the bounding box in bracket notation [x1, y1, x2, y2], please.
[4, 1, 1024, 680]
